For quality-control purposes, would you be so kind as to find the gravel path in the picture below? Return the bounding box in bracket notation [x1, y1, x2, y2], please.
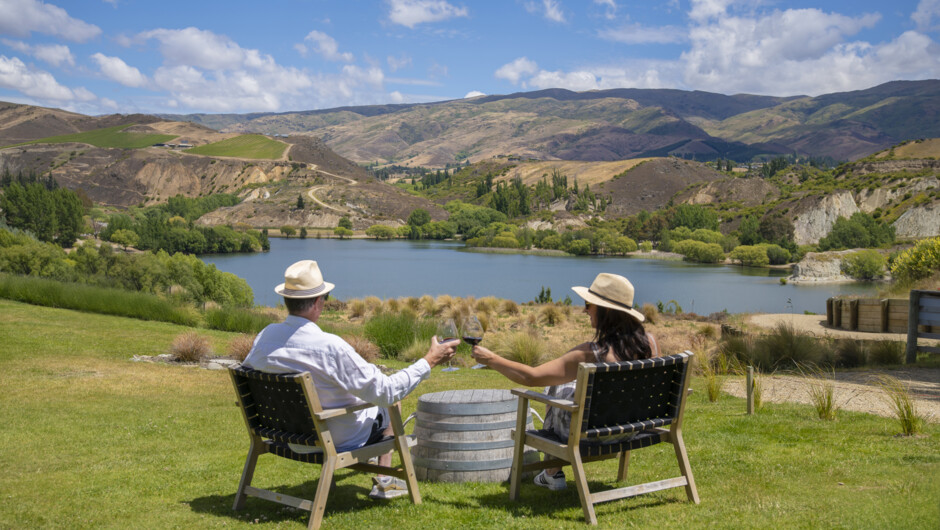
[723, 314, 940, 422]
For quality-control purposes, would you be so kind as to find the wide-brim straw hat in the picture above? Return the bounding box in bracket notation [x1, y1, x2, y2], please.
[572, 273, 645, 322]
[274, 260, 335, 299]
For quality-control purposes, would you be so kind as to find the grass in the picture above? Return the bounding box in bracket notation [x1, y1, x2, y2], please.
[6, 124, 176, 149]
[186, 134, 287, 159]
[874, 374, 927, 436]
[1, 299, 938, 528]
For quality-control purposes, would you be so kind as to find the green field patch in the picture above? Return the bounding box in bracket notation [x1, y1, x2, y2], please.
[185, 134, 286, 159]
[7, 124, 177, 149]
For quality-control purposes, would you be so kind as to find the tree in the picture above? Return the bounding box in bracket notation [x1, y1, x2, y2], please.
[407, 208, 431, 227]
[365, 224, 397, 239]
[296, 194, 305, 209]
[280, 226, 296, 238]
[841, 250, 886, 280]
[110, 229, 139, 251]
[334, 227, 353, 239]
[670, 204, 719, 231]
[338, 216, 353, 230]
[737, 215, 762, 245]
[759, 214, 794, 246]
[299, 227, 308, 239]
[729, 245, 769, 267]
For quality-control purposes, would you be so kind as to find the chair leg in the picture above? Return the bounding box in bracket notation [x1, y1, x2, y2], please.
[617, 450, 631, 482]
[568, 451, 597, 525]
[672, 431, 699, 504]
[308, 457, 336, 530]
[508, 396, 529, 501]
[389, 404, 421, 504]
[233, 439, 263, 510]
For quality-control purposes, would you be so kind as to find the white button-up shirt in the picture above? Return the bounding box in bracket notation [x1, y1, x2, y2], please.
[243, 315, 430, 452]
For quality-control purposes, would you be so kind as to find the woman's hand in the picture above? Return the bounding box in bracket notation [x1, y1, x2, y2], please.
[470, 345, 499, 367]
[424, 336, 459, 368]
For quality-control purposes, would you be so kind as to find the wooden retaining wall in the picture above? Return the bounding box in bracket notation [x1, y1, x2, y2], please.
[826, 297, 932, 334]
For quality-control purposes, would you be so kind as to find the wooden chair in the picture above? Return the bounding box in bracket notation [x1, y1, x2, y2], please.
[229, 366, 421, 529]
[508, 351, 699, 525]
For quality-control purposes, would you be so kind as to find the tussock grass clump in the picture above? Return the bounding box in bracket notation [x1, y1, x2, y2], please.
[539, 304, 565, 326]
[874, 374, 926, 436]
[641, 303, 658, 324]
[204, 307, 274, 333]
[435, 295, 455, 312]
[347, 298, 367, 319]
[476, 296, 500, 313]
[697, 351, 725, 402]
[363, 312, 436, 359]
[491, 331, 546, 367]
[364, 296, 383, 314]
[171, 331, 211, 362]
[698, 324, 717, 339]
[399, 338, 429, 362]
[499, 299, 519, 316]
[343, 335, 382, 362]
[324, 297, 346, 312]
[403, 297, 421, 313]
[799, 364, 839, 421]
[834, 339, 867, 368]
[445, 303, 471, 325]
[228, 334, 256, 362]
[418, 295, 438, 317]
[751, 367, 765, 412]
[385, 298, 401, 313]
[751, 322, 827, 369]
[868, 340, 904, 366]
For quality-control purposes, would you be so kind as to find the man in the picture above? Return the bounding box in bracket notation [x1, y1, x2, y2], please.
[242, 260, 458, 499]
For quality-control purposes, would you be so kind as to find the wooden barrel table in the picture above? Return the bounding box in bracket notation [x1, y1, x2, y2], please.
[411, 389, 538, 483]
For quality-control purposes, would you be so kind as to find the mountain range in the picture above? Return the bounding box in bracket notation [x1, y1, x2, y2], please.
[162, 80, 940, 166]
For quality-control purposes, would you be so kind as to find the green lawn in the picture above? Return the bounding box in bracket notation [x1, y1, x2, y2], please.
[0, 299, 937, 528]
[6, 124, 177, 149]
[185, 135, 287, 159]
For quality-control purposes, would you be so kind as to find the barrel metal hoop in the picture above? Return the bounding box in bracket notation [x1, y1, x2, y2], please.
[417, 439, 515, 451]
[415, 416, 529, 431]
[418, 400, 518, 415]
[413, 456, 515, 471]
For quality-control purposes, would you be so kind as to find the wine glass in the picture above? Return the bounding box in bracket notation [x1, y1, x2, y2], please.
[438, 318, 460, 372]
[463, 315, 487, 369]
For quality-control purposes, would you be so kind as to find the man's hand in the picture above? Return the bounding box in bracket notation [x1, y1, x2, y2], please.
[424, 336, 459, 368]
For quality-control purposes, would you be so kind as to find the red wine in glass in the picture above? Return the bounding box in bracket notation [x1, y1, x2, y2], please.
[462, 336, 483, 346]
[438, 318, 460, 371]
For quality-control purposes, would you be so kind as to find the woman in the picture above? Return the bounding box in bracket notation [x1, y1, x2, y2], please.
[470, 273, 658, 491]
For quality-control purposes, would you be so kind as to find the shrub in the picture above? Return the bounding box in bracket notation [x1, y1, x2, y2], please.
[347, 299, 367, 319]
[171, 331, 211, 362]
[890, 237, 940, 286]
[841, 250, 886, 280]
[639, 240, 653, 252]
[729, 245, 769, 267]
[640, 303, 658, 324]
[228, 334, 256, 362]
[674, 240, 725, 263]
[868, 340, 904, 365]
[834, 339, 867, 368]
[363, 312, 436, 359]
[764, 244, 791, 265]
[343, 335, 382, 362]
[750, 322, 827, 369]
[499, 299, 519, 316]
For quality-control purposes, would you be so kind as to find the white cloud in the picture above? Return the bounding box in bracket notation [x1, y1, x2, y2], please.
[303, 30, 354, 62]
[526, 0, 566, 23]
[593, 0, 617, 20]
[91, 53, 148, 88]
[598, 24, 685, 44]
[0, 54, 76, 100]
[389, 90, 406, 103]
[495, 57, 539, 84]
[387, 0, 468, 28]
[387, 54, 412, 72]
[1, 40, 74, 67]
[464, 90, 485, 98]
[138, 27, 252, 70]
[0, 0, 101, 42]
[912, 0, 940, 31]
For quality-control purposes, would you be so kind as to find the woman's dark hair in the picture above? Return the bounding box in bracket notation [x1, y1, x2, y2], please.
[593, 305, 652, 361]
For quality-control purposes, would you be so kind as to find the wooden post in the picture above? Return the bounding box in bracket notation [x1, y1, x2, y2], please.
[849, 299, 859, 330]
[746, 366, 754, 415]
[832, 299, 842, 328]
[907, 290, 921, 364]
[826, 298, 833, 326]
[880, 299, 889, 333]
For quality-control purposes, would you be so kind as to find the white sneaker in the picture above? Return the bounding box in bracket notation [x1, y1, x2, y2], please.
[533, 470, 566, 491]
[368, 476, 409, 500]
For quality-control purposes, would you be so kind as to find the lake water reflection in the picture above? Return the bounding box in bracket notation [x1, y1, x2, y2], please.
[202, 238, 879, 314]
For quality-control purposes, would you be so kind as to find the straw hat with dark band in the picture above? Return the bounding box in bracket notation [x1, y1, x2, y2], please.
[571, 273, 645, 322]
[275, 260, 335, 299]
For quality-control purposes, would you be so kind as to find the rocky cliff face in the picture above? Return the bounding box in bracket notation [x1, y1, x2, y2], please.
[788, 250, 856, 283]
[893, 204, 940, 239]
[792, 191, 860, 245]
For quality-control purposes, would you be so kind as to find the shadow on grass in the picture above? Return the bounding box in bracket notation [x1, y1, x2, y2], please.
[186, 479, 390, 525]
[434, 479, 684, 523]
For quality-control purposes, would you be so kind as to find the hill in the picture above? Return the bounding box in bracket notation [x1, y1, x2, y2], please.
[161, 80, 940, 166]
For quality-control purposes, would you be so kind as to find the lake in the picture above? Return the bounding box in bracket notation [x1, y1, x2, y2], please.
[202, 238, 879, 314]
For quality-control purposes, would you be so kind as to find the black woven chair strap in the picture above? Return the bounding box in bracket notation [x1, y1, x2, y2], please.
[582, 418, 672, 439]
[524, 429, 667, 456]
[264, 440, 325, 464]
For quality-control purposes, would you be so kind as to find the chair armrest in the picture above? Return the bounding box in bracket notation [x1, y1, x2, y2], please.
[511, 388, 579, 412]
[315, 402, 375, 420]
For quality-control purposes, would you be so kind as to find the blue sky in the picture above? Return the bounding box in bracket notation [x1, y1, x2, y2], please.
[1, 0, 939, 116]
